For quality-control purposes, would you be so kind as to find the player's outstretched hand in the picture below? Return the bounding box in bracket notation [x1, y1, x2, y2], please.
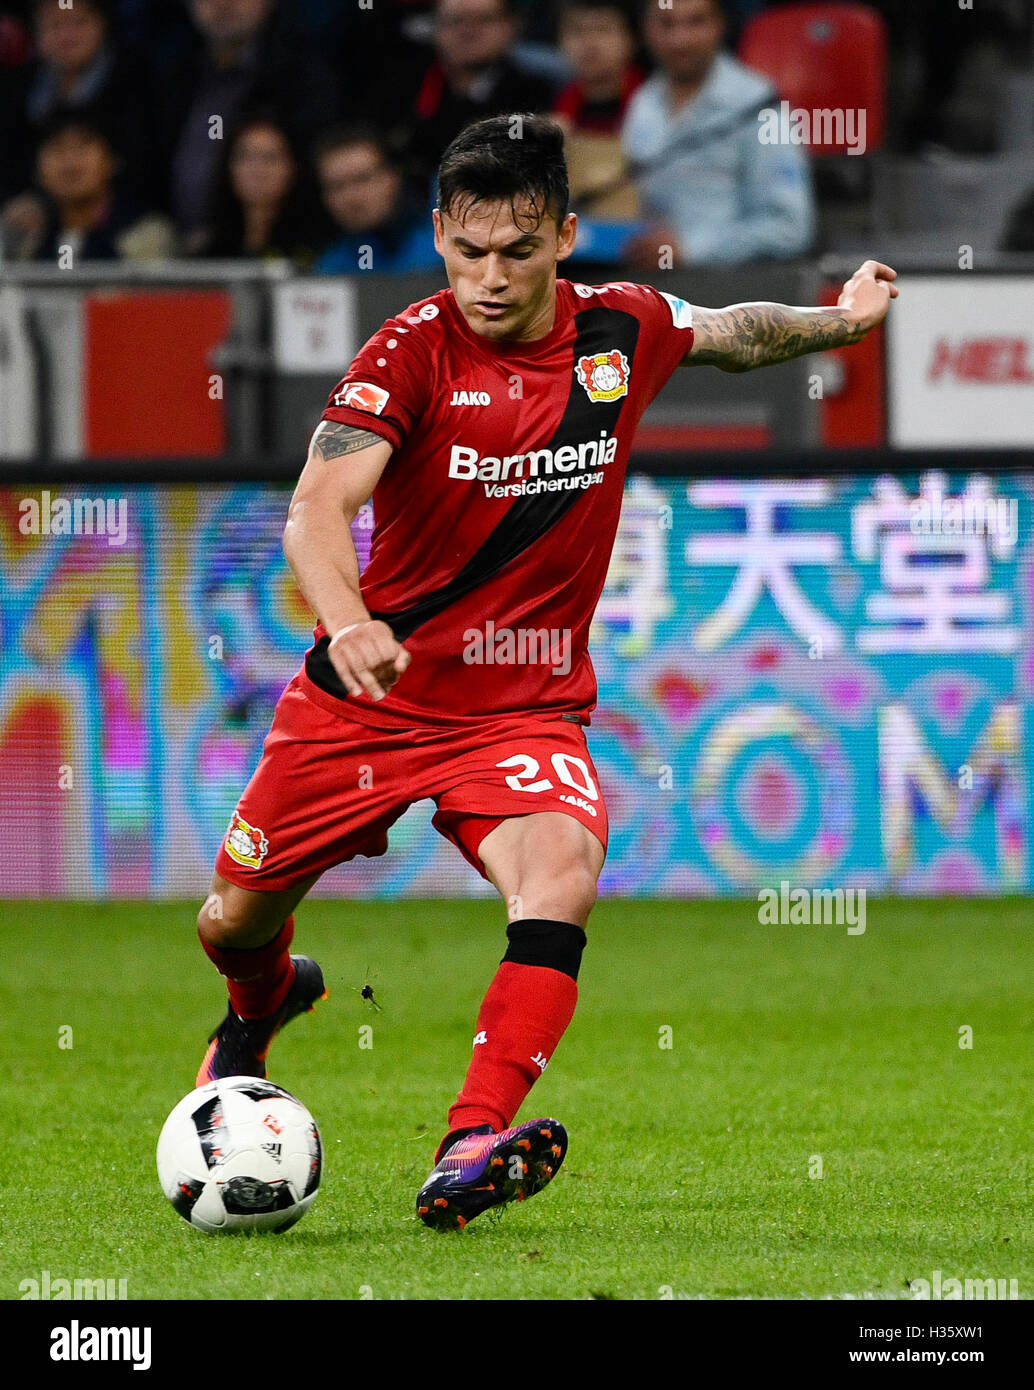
[327, 620, 410, 702]
[837, 260, 899, 334]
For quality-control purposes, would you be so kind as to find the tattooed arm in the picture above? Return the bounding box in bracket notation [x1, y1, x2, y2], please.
[283, 421, 410, 701]
[308, 421, 386, 461]
[685, 260, 898, 372]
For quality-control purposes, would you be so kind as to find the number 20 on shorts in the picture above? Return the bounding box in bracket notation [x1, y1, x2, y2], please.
[496, 752, 600, 802]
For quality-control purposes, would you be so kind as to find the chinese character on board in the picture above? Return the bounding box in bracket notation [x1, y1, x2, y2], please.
[595, 476, 674, 655]
[686, 480, 843, 651]
[852, 473, 1020, 654]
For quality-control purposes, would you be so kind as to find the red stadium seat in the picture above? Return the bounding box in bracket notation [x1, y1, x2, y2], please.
[0, 15, 30, 67]
[738, 3, 887, 156]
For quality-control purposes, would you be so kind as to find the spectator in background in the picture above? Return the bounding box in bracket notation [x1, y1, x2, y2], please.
[1, 108, 174, 261]
[552, 0, 644, 226]
[403, 0, 557, 183]
[0, 0, 160, 205]
[196, 113, 327, 262]
[621, 0, 814, 266]
[161, 0, 341, 247]
[553, 0, 642, 137]
[314, 129, 439, 275]
[27, 0, 126, 115]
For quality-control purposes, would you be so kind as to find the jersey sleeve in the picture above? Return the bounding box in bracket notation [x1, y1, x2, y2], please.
[638, 284, 696, 390]
[320, 315, 430, 452]
[597, 281, 696, 401]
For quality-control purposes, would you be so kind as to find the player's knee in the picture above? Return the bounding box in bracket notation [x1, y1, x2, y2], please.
[196, 894, 232, 946]
[196, 885, 261, 947]
[563, 861, 599, 923]
[526, 858, 598, 926]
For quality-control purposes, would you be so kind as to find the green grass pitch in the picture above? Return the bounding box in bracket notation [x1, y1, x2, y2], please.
[3, 898, 1032, 1301]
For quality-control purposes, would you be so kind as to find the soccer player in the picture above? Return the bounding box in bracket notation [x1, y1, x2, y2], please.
[194, 113, 897, 1231]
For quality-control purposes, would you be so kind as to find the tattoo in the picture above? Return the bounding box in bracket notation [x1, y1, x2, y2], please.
[311, 422, 383, 460]
[688, 303, 865, 372]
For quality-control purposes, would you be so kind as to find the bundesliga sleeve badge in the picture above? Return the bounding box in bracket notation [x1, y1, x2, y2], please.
[576, 350, 630, 403]
[224, 812, 270, 870]
[331, 381, 391, 415]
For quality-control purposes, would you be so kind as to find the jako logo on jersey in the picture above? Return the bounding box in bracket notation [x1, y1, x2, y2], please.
[224, 812, 269, 869]
[332, 381, 390, 415]
[449, 430, 618, 483]
[576, 349, 630, 403]
[450, 390, 492, 406]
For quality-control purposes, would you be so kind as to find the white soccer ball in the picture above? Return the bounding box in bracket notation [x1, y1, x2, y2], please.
[156, 1078, 322, 1234]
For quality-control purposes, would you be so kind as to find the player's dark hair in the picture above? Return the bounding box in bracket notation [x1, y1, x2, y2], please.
[437, 114, 570, 230]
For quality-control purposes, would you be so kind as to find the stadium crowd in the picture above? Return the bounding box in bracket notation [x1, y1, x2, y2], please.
[0, 0, 1028, 269]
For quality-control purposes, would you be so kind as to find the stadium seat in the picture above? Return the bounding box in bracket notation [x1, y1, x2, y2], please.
[738, 4, 887, 156]
[0, 15, 29, 66]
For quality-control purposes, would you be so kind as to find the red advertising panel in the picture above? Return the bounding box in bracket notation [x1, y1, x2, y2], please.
[818, 281, 886, 447]
[84, 290, 231, 457]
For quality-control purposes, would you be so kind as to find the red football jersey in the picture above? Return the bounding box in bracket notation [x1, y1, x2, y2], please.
[305, 278, 695, 724]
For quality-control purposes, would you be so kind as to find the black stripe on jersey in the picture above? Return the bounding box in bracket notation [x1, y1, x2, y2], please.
[307, 305, 640, 696]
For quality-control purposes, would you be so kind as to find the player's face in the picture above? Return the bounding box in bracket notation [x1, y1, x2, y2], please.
[433, 198, 578, 343]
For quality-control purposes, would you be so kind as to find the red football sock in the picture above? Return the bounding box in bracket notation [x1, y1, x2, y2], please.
[446, 960, 578, 1140]
[199, 916, 296, 1020]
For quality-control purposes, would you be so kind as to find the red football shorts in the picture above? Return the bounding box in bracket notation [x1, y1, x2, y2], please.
[214, 668, 609, 892]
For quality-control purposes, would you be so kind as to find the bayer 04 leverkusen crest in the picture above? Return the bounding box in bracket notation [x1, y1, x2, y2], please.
[224, 812, 270, 869]
[575, 350, 630, 403]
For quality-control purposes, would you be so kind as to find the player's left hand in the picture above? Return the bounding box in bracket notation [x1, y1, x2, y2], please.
[327, 619, 410, 702]
[837, 260, 899, 334]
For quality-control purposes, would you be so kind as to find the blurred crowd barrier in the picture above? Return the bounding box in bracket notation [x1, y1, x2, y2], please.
[1, 261, 1031, 469]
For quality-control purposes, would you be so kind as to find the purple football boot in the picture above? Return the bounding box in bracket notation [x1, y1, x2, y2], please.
[416, 1119, 568, 1230]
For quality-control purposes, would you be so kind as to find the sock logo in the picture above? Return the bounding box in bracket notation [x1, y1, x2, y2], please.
[530, 1051, 549, 1072]
[472, 1030, 488, 1047]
